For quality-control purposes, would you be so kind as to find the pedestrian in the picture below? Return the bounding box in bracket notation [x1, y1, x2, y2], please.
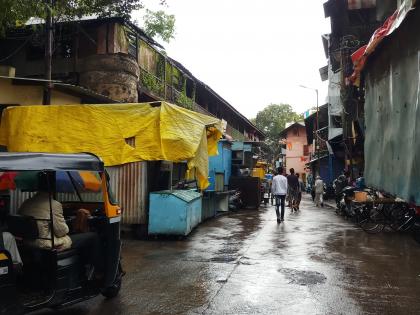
[287, 168, 299, 211]
[296, 173, 305, 210]
[314, 175, 324, 207]
[306, 172, 313, 193]
[271, 167, 288, 224]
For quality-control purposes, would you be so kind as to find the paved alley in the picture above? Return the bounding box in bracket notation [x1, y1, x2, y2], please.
[39, 195, 420, 315]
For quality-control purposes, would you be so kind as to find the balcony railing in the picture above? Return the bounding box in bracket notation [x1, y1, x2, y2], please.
[139, 67, 195, 110]
[139, 67, 246, 141]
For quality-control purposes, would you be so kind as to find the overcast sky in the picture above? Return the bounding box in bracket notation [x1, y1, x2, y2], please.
[134, 0, 331, 119]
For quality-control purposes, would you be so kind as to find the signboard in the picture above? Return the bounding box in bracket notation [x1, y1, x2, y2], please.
[303, 110, 315, 119]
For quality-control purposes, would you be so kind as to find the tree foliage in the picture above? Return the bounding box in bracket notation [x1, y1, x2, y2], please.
[143, 9, 175, 43]
[0, 1, 175, 42]
[253, 104, 303, 160]
[0, 1, 141, 33]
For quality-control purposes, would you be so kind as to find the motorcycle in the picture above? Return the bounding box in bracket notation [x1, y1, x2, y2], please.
[260, 181, 270, 206]
[324, 183, 335, 200]
[229, 190, 243, 211]
[336, 186, 357, 218]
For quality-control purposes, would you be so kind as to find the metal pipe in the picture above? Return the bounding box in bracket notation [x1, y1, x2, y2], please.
[43, 0, 53, 105]
[46, 171, 55, 249]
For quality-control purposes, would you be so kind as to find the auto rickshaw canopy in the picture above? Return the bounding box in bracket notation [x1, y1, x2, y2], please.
[0, 102, 223, 189]
[0, 152, 104, 171]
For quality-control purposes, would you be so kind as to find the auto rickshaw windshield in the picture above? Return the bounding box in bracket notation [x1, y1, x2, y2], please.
[0, 170, 104, 214]
[56, 171, 103, 203]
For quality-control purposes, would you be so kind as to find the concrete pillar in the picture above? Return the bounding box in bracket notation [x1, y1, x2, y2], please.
[79, 53, 140, 102]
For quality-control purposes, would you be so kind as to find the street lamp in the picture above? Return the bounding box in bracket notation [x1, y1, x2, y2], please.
[299, 84, 320, 159]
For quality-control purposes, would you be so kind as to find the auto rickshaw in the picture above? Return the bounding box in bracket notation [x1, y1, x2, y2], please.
[0, 153, 123, 314]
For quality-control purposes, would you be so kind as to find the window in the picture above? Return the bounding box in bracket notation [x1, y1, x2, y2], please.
[303, 145, 309, 156]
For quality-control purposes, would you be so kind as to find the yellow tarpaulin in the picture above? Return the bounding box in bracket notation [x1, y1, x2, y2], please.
[0, 102, 222, 189]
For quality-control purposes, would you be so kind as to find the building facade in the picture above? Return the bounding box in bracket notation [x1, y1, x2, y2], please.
[0, 17, 264, 142]
[362, 2, 419, 204]
[319, 0, 401, 181]
[279, 122, 310, 177]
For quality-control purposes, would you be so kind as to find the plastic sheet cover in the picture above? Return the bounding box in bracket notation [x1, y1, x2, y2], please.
[364, 48, 420, 203]
[350, 0, 415, 85]
[0, 102, 222, 189]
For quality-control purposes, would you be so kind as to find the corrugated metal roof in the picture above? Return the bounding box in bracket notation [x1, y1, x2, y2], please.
[54, 83, 118, 103]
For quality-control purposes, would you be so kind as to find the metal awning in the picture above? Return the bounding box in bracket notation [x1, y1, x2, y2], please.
[306, 154, 329, 165]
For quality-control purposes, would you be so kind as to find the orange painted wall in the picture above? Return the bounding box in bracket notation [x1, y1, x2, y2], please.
[284, 125, 310, 175]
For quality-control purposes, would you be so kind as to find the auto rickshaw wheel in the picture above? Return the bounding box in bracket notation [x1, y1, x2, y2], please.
[101, 277, 121, 299]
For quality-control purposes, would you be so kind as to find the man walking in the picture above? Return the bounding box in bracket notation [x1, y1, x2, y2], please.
[296, 173, 305, 210]
[271, 167, 288, 223]
[314, 175, 324, 207]
[287, 168, 299, 211]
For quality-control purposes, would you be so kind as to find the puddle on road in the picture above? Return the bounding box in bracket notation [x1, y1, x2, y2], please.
[210, 256, 237, 263]
[279, 268, 327, 286]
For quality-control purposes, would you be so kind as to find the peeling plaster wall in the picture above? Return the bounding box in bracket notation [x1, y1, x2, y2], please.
[79, 53, 139, 102]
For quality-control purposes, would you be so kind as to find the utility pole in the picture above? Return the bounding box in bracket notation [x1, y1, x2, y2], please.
[43, 0, 53, 105]
[340, 37, 354, 180]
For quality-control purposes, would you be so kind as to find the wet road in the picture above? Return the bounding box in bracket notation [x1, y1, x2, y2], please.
[39, 194, 420, 314]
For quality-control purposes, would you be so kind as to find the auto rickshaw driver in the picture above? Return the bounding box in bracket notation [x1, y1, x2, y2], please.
[18, 172, 105, 282]
[0, 153, 123, 314]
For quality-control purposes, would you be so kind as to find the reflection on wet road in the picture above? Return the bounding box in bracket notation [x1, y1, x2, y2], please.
[36, 195, 420, 314]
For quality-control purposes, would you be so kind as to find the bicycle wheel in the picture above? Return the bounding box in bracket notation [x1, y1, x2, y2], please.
[389, 204, 416, 231]
[358, 205, 385, 234]
[353, 204, 367, 224]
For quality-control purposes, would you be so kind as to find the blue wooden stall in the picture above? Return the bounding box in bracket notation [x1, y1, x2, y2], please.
[148, 190, 202, 236]
[207, 140, 232, 191]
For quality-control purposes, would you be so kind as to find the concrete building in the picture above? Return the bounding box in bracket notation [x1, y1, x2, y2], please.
[321, 0, 402, 179]
[0, 69, 116, 107]
[279, 122, 310, 179]
[0, 17, 264, 142]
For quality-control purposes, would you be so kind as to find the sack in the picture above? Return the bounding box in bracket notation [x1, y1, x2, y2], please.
[73, 209, 90, 233]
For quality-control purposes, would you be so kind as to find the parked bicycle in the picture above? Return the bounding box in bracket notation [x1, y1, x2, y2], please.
[357, 201, 416, 234]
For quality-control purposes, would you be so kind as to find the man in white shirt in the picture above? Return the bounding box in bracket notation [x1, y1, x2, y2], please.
[314, 176, 324, 207]
[271, 167, 288, 223]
